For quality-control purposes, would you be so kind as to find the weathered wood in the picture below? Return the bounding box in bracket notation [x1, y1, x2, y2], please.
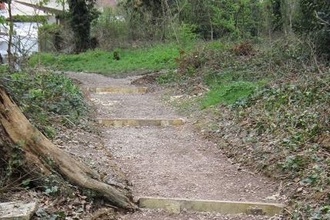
[138, 197, 284, 216]
[0, 87, 137, 211]
[97, 118, 185, 127]
[88, 86, 148, 94]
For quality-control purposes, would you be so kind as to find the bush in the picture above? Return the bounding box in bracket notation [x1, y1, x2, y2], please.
[91, 7, 129, 50]
[0, 71, 88, 138]
[294, 0, 330, 59]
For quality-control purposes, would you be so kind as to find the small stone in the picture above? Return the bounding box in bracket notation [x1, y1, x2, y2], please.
[0, 201, 38, 220]
[265, 194, 278, 201]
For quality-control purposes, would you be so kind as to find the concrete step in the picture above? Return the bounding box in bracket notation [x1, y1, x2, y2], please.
[97, 118, 185, 127]
[137, 197, 284, 216]
[0, 201, 38, 220]
[88, 86, 148, 94]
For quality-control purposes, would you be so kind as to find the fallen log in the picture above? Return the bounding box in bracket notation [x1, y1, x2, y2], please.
[0, 87, 137, 210]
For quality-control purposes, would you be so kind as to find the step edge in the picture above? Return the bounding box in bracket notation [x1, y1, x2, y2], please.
[137, 196, 284, 216]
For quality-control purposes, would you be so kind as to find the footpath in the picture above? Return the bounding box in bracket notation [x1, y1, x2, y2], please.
[69, 72, 284, 220]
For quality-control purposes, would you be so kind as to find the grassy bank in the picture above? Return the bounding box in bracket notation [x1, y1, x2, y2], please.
[165, 39, 330, 219]
[28, 43, 181, 75]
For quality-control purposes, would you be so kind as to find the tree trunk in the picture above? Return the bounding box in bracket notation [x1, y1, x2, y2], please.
[0, 87, 137, 211]
[68, 0, 93, 53]
[7, 0, 15, 70]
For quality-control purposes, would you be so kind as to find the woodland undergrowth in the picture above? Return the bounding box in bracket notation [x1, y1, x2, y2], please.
[0, 69, 89, 139]
[164, 39, 330, 219]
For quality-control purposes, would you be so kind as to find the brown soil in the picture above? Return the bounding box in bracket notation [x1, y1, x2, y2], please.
[63, 72, 286, 220]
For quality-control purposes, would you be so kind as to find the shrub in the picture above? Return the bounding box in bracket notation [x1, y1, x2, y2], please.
[91, 7, 129, 50]
[1, 71, 88, 138]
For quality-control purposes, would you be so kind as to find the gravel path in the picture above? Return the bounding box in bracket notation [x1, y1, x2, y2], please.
[66, 72, 284, 220]
[90, 93, 179, 118]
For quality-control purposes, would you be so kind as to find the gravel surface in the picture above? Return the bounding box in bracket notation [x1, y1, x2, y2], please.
[90, 92, 180, 119]
[119, 209, 283, 220]
[104, 126, 277, 202]
[66, 72, 284, 220]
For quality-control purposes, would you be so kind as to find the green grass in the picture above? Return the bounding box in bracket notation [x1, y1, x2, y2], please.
[200, 69, 265, 108]
[28, 43, 181, 75]
[201, 81, 258, 108]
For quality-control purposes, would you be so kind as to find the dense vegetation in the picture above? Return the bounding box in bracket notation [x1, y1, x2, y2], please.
[0, 68, 89, 138]
[1, 0, 330, 219]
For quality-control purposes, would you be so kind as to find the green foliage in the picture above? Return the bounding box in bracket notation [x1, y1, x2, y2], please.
[294, 0, 330, 58]
[231, 66, 330, 219]
[43, 175, 60, 195]
[5, 143, 24, 179]
[91, 7, 129, 50]
[67, 0, 99, 53]
[156, 71, 178, 84]
[0, 141, 30, 193]
[292, 204, 330, 220]
[28, 44, 180, 75]
[281, 155, 308, 173]
[201, 81, 257, 108]
[171, 23, 199, 46]
[294, 0, 330, 33]
[38, 23, 61, 35]
[119, 0, 261, 42]
[87, 0, 329, 58]
[179, 0, 261, 40]
[206, 40, 225, 50]
[175, 51, 205, 75]
[11, 15, 47, 23]
[1, 71, 88, 138]
[241, 79, 329, 143]
[119, 0, 168, 41]
[36, 208, 67, 220]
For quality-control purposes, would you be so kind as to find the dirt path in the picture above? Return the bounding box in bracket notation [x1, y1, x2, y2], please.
[66, 72, 283, 220]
